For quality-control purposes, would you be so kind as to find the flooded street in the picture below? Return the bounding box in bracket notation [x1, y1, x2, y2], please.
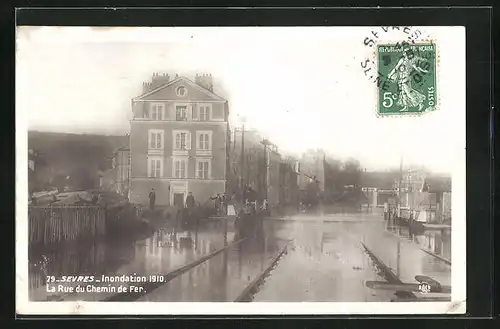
[29, 211, 451, 302]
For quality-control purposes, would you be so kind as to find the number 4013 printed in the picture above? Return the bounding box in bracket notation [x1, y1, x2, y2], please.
[377, 43, 437, 116]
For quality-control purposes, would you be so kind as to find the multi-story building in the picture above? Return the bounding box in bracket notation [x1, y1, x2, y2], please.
[279, 157, 300, 206]
[129, 73, 230, 207]
[229, 129, 266, 197]
[265, 144, 282, 207]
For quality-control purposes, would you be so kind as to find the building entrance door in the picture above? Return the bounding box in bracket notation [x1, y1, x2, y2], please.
[173, 193, 185, 208]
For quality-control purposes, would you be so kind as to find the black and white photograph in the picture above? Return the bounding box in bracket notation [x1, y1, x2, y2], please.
[16, 26, 466, 315]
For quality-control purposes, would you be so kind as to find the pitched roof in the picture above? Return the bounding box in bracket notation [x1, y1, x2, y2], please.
[134, 76, 226, 101]
[360, 171, 398, 190]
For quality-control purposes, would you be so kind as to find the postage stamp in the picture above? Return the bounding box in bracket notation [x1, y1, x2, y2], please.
[377, 43, 437, 115]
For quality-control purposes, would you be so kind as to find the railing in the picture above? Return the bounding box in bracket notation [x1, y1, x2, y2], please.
[28, 205, 106, 245]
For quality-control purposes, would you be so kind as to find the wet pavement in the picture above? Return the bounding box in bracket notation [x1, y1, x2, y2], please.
[28, 210, 451, 302]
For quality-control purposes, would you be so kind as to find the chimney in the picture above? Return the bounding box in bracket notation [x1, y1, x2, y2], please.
[150, 72, 170, 90]
[195, 73, 213, 92]
[142, 81, 153, 94]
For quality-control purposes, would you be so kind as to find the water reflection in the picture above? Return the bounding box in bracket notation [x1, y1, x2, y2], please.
[374, 220, 452, 293]
[28, 221, 234, 301]
[138, 224, 283, 302]
[28, 211, 452, 302]
[256, 212, 451, 302]
[255, 217, 395, 302]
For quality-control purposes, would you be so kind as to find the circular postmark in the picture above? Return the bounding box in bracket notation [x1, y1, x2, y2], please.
[359, 27, 439, 117]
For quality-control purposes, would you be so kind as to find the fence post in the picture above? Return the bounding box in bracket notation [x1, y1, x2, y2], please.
[28, 205, 106, 246]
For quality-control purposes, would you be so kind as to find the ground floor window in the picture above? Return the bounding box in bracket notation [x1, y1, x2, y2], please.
[148, 157, 162, 178]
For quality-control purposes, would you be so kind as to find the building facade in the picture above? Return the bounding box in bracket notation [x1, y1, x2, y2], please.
[359, 171, 399, 208]
[279, 158, 300, 206]
[400, 168, 452, 223]
[229, 129, 266, 197]
[100, 147, 131, 196]
[129, 73, 229, 207]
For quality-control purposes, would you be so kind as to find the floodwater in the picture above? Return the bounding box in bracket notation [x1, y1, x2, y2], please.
[28, 210, 451, 302]
[28, 222, 234, 301]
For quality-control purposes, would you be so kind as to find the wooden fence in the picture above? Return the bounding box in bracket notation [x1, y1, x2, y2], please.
[28, 205, 106, 245]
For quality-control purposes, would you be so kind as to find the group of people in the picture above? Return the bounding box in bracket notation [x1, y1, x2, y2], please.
[147, 186, 269, 219]
[148, 188, 233, 217]
[383, 202, 400, 222]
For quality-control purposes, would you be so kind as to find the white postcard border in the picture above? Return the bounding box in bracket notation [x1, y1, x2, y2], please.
[16, 26, 466, 315]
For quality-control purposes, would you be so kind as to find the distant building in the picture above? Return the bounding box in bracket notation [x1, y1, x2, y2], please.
[298, 150, 326, 201]
[421, 175, 452, 222]
[99, 147, 131, 196]
[129, 73, 230, 207]
[359, 171, 399, 207]
[265, 142, 282, 207]
[229, 131, 299, 210]
[400, 168, 451, 223]
[229, 129, 266, 197]
[279, 157, 300, 206]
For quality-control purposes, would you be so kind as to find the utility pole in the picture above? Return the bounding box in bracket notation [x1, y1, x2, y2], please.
[240, 122, 245, 202]
[261, 139, 270, 200]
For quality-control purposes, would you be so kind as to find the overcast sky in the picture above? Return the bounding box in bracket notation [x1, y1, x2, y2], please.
[16, 27, 465, 173]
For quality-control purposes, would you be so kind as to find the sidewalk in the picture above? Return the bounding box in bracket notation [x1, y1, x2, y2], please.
[362, 222, 451, 297]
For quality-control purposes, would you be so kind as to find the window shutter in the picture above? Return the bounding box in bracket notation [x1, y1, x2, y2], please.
[182, 160, 187, 178]
[156, 133, 161, 149]
[206, 107, 210, 121]
[174, 133, 182, 150]
[192, 104, 198, 121]
[149, 133, 154, 149]
[185, 132, 191, 150]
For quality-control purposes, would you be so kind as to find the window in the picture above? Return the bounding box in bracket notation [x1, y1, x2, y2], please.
[196, 131, 212, 151]
[148, 130, 164, 149]
[149, 103, 164, 120]
[173, 131, 191, 150]
[176, 105, 188, 121]
[174, 158, 187, 178]
[199, 133, 210, 150]
[196, 160, 210, 180]
[176, 86, 187, 97]
[199, 105, 211, 121]
[148, 157, 163, 178]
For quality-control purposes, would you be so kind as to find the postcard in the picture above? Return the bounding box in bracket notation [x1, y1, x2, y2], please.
[16, 26, 466, 315]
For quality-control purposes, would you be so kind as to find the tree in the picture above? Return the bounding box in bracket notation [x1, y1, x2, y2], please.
[342, 158, 362, 188]
[324, 156, 343, 201]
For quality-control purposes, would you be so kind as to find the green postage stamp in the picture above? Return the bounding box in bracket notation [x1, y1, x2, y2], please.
[377, 43, 437, 116]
